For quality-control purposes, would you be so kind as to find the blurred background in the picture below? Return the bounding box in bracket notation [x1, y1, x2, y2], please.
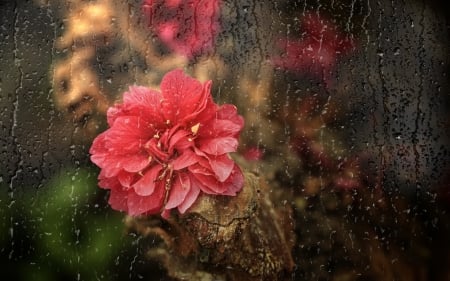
[1, 0, 449, 280]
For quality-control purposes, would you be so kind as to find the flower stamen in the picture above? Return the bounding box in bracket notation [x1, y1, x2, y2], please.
[163, 165, 174, 205]
[191, 123, 200, 135]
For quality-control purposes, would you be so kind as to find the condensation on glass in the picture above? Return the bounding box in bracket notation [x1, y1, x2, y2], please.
[0, 0, 449, 280]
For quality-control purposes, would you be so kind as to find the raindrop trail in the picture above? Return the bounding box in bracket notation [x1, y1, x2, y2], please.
[129, 236, 142, 279]
[44, 3, 57, 183]
[375, 1, 389, 190]
[413, 0, 426, 198]
[345, 0, 357, 33]
[8, 1, 23, 257]
[9, 2, 22, 192]
[361, 0, 372, 49]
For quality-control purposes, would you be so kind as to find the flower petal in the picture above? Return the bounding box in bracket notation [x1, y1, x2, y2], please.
[117, 171, 135, 188]
[168, 128, 193, 153]
[94, 155, 123, 178]
[180, 81, 217, 124]
[107, 116, 151, 153]
[172, 149, 199, 170]
[108, 188, 129, 212]
[208, 154, 234, 182]
[178, 175, 201, 214]
[107, 86, 165, 129]
[160, 69, 209, 124]
[89, 132, 108, 156]
[144, 138, 170, 161]
[190, 163, 244, 195]
[106, 104, 124, 127]
[133, 165, 163, 196]
[191, 172, 227, 194]
[123, 87, 165, 121]
[164, 172, 191, 210]
[184, 173, 212, 195]
[127, 185, 165, 216]
[220, 164, 244, 196]
[123, 86, 160, 106]
[200, 119, 243, 138]
[98, 174, 121, 190]
[216, 105, 245, 132]
[122, 153, 151, 173]
[198, 137, 239, 155]
[188, 162, 214, 176]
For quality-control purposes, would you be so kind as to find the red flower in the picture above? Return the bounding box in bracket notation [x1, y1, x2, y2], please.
[142, 0, 220, 58]
[90, 69, 244, 218]
[271, 12, 354, 82]
[242, 147, 264, 161]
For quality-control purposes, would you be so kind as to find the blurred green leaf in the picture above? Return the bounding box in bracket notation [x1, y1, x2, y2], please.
[0, 183, 11, 248]
[29, 168, 125, 279]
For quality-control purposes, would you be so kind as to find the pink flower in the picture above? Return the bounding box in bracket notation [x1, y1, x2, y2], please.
[142, 0, 220, 58]
[90, 69, 244, 218]
[271, 12, 354, 82]
[242, 147, 264, 161]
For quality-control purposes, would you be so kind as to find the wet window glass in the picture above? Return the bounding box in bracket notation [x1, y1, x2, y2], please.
[1, 0, 449, 280]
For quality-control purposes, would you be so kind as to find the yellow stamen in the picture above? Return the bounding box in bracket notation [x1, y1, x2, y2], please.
[191, 123, 200, 135]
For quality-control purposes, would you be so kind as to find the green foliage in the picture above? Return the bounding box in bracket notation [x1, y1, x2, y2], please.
[0, 184, 11, 248]
[1, 168, 129, 281]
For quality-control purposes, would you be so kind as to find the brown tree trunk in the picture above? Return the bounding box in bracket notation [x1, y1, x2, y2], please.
[125, 172, 295, 281]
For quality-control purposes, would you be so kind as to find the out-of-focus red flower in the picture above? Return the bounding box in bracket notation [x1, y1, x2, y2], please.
[271, 12, 354, 82]
[291, 135, 336, 171]
[333, 157, 362, 190]
[142, 0, 220, 58]
[242, 147, 264, 161]
[90, 69, 244, 218]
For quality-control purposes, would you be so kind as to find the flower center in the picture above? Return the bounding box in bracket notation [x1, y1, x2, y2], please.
[144, 123, 199, 163]
[157, 163, 174, 205]
[142, 123, 200, 205]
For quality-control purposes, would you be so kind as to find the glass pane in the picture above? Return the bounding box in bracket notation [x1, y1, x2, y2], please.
[1, 0, 449, 280]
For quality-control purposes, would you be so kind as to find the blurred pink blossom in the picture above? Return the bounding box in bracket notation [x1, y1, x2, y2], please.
[271, 12, 355, 83]
[143, 0, 220, 58]
[242, 147, 264, 161]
